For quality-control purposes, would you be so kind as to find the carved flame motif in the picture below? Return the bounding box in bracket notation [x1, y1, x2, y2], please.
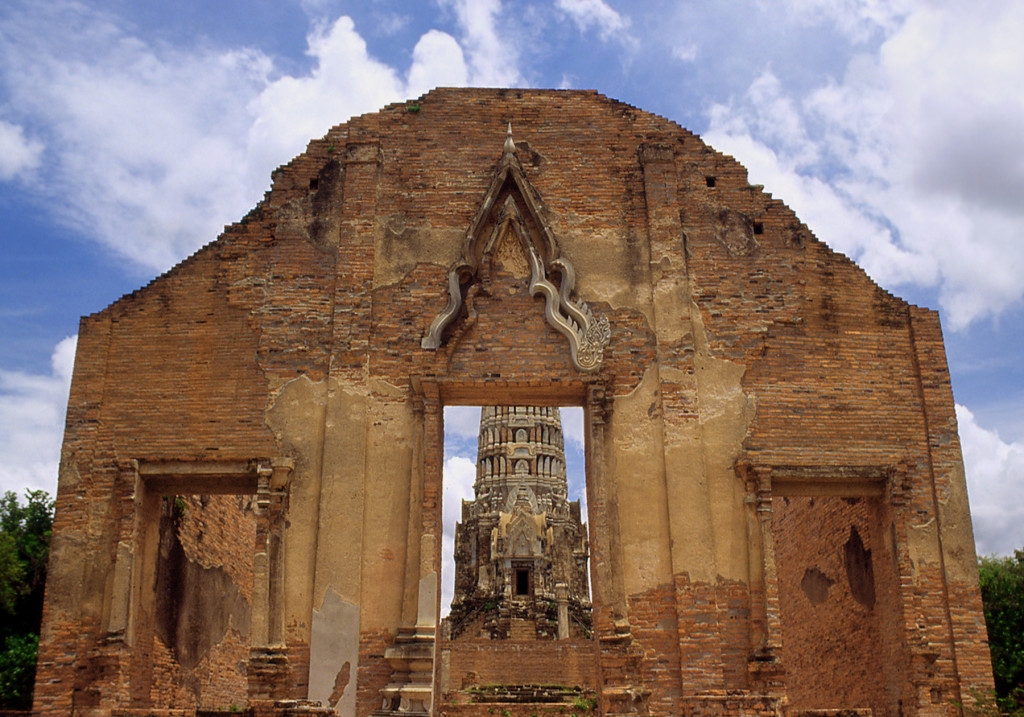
[420, 270, 463, 351]
[420, 124, 610, 373]
[526, 249, 609, 372]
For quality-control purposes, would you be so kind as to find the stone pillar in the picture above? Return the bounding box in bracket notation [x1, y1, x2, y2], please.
[555, 583, 570, 640]
[641, 141, 722, 699]
[744, 465, 784, 692]
[417, 384, 442, 633]
[107, 460, 140, 642]
[81, 459, 139, 708]
[249, 459, 293, 702]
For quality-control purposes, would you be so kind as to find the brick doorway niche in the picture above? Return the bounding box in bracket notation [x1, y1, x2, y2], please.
[117, 460, 290, 711]
[382, 382, 639, 716]
[437, 405, 596, 709]
[770, 473, 912, 717]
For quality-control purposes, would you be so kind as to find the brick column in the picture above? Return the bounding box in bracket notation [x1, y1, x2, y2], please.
[376, 383, 438, 716]
[584, 384, 627, 634]
[905, 307, 994, 713]
[640, 141, 721, 699]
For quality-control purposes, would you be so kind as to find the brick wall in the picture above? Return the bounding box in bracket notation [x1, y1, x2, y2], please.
[441, 639, 598, 694]
[148, 495, 255, 710]
[35, 88, 992, 716]
[773, 496, 908, 716]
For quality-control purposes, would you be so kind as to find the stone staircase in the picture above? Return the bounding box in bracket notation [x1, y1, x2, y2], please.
[438, 685, 598, 717]
[509, 617, 536, 641]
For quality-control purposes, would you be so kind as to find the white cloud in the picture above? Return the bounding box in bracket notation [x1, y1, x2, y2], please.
[0, 335, 76, 497]
[441, 455, 476, 616]
[406, 29, 468, 99]
[0, 3, 523, 274]
[957, 404, 1024, 556]
[0, 119, 42, 180]
[556, 0, 631, 42]
[444, 405, 482, 440]
[703, 0, 1024, 329]
[704, 101, 908, 282]
[765, 0, 913, 42]
[560, 406, 584, 450]
[438, 0, 522, 86]
[671, 43, 697, 63]
[0, 1, 273, 271]
[247, 16, 407, 176]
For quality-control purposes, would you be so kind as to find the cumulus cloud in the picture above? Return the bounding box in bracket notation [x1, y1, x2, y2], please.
[767, 0, 914, 42]
[703, 0, 1024, 330]
[0, 335, 76, 497]
[406, 29, 469, 99]
[0, 1, 273, 270]
[445, 405, 482, 440]
[0, 2, 520, 274]
[438, 0, 522, 86]
[0, 119, 42, 180]
[556, 0, 632, 43]
[957, 404, 1024, 556]
[247, 16, 406, 175]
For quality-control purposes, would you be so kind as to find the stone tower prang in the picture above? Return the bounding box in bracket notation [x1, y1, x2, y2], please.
[447, 406, 591, 640]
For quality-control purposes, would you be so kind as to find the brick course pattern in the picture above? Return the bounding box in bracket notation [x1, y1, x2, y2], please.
[34, 88, 992, 717]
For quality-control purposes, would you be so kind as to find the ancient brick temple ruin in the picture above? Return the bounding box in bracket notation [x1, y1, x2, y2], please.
[438, 406, 592, 705]
[36, 89, 993, 717]
[444, 406, 591, 643]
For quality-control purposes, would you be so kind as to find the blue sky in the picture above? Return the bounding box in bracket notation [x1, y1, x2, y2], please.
[0, 0, 1021, 562]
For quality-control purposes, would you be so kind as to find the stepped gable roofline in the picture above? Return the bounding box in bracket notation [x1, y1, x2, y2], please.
[83, 87, 928, 325]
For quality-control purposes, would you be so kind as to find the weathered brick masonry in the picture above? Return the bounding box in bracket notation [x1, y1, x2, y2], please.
[35, 88, 992, 717]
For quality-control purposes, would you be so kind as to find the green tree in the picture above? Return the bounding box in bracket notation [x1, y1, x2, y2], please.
[0, 532, 25, 615]
[0, 490, 54, 710]
[979, 549, 1024, 711]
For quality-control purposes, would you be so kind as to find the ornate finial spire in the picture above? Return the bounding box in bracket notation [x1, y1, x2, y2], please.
[504, 122, 515, 155]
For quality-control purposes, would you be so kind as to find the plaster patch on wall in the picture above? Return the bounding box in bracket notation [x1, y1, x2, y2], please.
[309, 589, 360, 716]
[267, 375, 328, 438]
[907, 515, 941, 576]
[690, 297, 758, 582]
[418, 571, 438, 627]
[367, 376, 407, 399]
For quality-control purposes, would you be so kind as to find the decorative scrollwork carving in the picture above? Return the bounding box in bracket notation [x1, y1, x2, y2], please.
[420, 124, 611, 372]
[527, 248, 609, 373]
[420, 268, 466, 350]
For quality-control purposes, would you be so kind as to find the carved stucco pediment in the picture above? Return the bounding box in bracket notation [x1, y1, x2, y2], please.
[421, 125, 610, 373]
[504, 506, 544, 557]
